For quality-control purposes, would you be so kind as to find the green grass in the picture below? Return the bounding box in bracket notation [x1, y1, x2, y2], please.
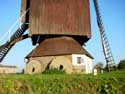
[0, 71, 125, 94]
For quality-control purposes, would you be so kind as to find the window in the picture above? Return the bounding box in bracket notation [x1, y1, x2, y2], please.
[77, 57, 84, 64]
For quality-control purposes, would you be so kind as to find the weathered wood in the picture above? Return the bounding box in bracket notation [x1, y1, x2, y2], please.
[21, 0, 30, 23]
[29, 0, 91, 37]
[21, 0, 27, 22]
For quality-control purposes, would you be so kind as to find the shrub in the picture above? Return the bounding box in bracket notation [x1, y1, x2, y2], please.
[43, 68, 66, 74]
[118, 60, 125, 70]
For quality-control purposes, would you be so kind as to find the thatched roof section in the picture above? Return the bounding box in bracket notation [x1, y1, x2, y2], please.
[26, 37, 93, 59]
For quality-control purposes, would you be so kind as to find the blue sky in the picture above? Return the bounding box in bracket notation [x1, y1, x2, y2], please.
[0, 0, 125, 72]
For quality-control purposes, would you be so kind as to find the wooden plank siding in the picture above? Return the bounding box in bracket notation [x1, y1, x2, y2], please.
[21, 0, 27, 22]
[29, 0, 91, 37]
[21, 0, 30, 23]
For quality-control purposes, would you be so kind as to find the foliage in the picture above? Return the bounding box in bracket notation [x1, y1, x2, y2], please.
[94, 62, 104, 69]
[42, 68, 66, 74]
[0, 71, 125, 94]
[118, 59, 125, 70]
[104, 65, 117, 72]
[94, 62, 104, 73]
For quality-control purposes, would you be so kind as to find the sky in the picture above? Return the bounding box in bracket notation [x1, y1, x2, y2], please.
[0, 0, 125, 72]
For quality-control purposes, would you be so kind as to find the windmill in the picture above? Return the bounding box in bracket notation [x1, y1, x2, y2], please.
[0, 0, 93, 74]
[0, 0, 116, 73]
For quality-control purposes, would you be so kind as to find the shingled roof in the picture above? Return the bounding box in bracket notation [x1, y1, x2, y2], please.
[26, 37, 93, 59]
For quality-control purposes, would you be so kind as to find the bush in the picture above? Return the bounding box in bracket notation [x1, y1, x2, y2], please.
[118, 60, 125, 70]
[43, 68, 66, 74]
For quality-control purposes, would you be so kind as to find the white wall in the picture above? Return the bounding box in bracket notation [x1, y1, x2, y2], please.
[0, 67, 17, 74]
[72, 54, 93, 73]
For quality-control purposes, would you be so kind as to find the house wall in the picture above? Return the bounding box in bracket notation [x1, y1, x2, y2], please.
[72, 54, 93, 73]
[25, 56, 56, 74]
[25, 55, 72, 74]
[0, 67, 17, 74]
[49, 55, 73, 74]
[25, 54, 92, 74]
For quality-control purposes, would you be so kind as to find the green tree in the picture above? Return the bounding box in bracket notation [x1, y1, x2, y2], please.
[94, 62, 104, 69]
[118, 59, 125, 70]
[94, 62, 104, 72]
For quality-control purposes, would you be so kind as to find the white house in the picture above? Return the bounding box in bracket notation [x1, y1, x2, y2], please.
[0, 65, 17, 74]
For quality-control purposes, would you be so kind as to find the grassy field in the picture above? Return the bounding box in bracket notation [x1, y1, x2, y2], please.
[0, 71, 125, 94]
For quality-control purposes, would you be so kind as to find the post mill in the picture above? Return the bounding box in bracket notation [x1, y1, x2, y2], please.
[0, 0, 115, 74]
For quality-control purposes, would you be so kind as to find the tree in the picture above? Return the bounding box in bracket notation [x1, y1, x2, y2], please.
[94, 62, 104, 69]
[94, 62, 104, 73]
[118, 59, 125, 70]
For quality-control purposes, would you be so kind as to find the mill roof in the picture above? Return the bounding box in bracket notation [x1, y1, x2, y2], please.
[26, 37, 93, 59]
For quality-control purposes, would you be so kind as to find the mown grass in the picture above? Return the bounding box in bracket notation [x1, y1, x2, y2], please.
[0, 71, 125, 94]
